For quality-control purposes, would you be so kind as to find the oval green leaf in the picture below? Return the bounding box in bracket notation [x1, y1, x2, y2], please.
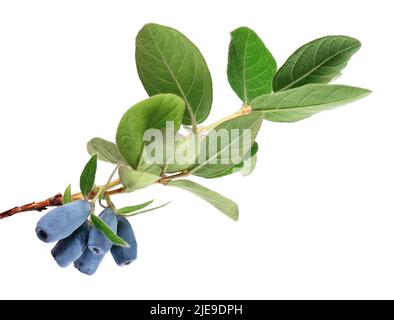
[227, 27, 277, 104]
[273, 35, 361, 92]
[87, 137, 126, 165]
[165, 134, 202, 173]
[251, 84, 371, 122]
[136, 23, 213, 125]
[192, 112, 263, 178]
[168, 180, 239, 221]
[203, 142, 259, 179]
[116, 94, 185, 169]
[119, 166, 160, 192]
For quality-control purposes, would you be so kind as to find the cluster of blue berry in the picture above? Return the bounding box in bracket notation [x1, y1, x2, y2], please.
[35, 200, 137, 275]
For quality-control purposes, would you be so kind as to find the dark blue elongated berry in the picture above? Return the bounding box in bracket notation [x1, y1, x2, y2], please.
[35, 200, 91, 243]
[74, 248, 105, 275]
[88, 207, 117, 255]
[51, 222, 90, 268]
[111, 216, 137, 266]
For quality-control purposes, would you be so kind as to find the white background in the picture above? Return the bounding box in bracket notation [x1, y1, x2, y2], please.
[0, 0, 392, 300]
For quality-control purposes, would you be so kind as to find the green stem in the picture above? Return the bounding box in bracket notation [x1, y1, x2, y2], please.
[187, 105, 198, 134]
[158, 170, 191, 184]
[197, 104, 252, 134]
[92, 164, 121, 205]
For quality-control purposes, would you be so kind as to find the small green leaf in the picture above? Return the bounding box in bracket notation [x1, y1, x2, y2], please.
[116, 94, 185, 169]
[120, 201, 171, 217]
[87, 137, 126, 165]
[91, 214, 129, 247]
[136, 23, 213, 125]
[119, 166, 160, 192]
[63, 185, 72, 205]
[80, 155, 98, 198]
[117, 200, 154, 215]
[192, 112, 263, 178]
[168, 180, 239, 221]
[251, 84, 371, 122]
[228, 27, 277, 104]
[273, 36, 361, 91]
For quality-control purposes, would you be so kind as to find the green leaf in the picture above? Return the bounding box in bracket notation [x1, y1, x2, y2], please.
[119, 201, 171, 217]
[227, 27, 277, 104]
[241, 141, 259, 176]
[273, 36, 361, 92]
[192, 112, 263, 178]
[205, 142, 259, 179]
[168, 180, 239, 221]
[87, 137, 126, 165]
[136, 23, 213, 125]
[239, 150, 258, 176]
[136, 145, 163, 175]
[140, 129, 201, 174]
[116, 94, 185, 169]
[251, 84, 371, 122]
[63, 185, 72, 205]
[117, 200, 154, 215]
[166, 134, 202, 173]
[119, 166, 160, 192]
[138, 162, 163, 176]
[91, 214, 129, 247]
[80, 155, 98, 197]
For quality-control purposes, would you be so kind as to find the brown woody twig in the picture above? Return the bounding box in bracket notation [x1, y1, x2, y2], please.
[0, 194, 64, 220]
[0, 187, 125, 220]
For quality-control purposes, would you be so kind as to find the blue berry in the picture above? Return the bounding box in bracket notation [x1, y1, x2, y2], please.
[74, 248, 105, 275]
[88, 208, 117, 255]
[35, 200, 91, 243]
[51, 222, 90, 268]
[111, 216, 137, 266]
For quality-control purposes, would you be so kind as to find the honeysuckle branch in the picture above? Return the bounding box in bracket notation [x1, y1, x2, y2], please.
[105, 187, 125, 196]
[0, 104, 253, 220]
[0, 194, 64, 220]
[0, 180, 123, 220]
[71, 178, 122, 201]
